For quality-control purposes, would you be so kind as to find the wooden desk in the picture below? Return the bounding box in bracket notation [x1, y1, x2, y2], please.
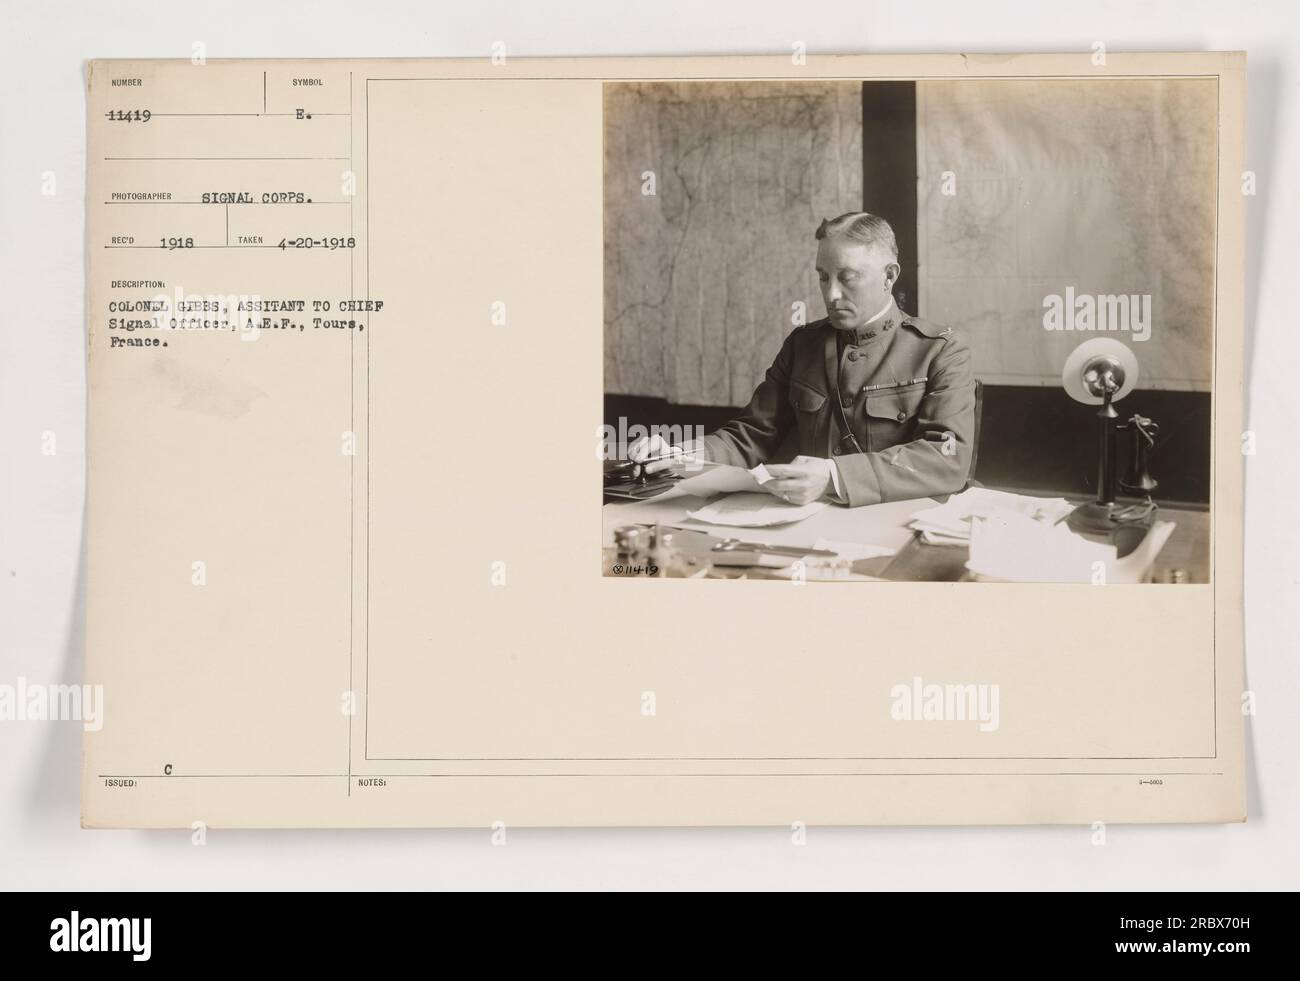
[602, 492, 1209, 583]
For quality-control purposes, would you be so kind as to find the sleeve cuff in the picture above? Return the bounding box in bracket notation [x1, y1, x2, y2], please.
[829, 452, 885, 508]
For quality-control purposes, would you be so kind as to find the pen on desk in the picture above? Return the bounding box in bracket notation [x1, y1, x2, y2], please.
[629, 452, 685, 468]
[713, 540, 839, 558]
[628, 452, 689, 482]
[650, 526, 839, 559]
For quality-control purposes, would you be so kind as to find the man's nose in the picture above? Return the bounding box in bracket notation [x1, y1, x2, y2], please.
[825, 281, 842, 301]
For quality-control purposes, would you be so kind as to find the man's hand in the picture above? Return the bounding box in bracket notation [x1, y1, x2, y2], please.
[761, 458, 834, 505]
[626, 435, 700, 474]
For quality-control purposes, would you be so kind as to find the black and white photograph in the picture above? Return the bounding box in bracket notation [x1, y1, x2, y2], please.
[1, 0, 1295, 943]
[603, 78, 1215, 582]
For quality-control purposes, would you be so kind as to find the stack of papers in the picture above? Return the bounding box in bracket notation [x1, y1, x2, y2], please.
[666, 463, 832, 527]
[965, 514, 1176, 583]
[967, 512, 1115, 581]
[908, 488, 1076, 546]
[687, 492, 828, 527]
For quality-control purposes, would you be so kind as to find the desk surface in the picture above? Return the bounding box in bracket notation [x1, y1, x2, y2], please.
[602, 492, 1209, 583]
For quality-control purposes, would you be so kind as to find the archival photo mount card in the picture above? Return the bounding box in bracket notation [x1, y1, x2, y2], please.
[83, 53, 1245, 828]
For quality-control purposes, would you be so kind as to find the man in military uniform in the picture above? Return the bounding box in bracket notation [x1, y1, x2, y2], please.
[629, 211, 976, 507]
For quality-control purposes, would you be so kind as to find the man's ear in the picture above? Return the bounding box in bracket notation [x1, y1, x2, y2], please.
[884, 261, 901, 290]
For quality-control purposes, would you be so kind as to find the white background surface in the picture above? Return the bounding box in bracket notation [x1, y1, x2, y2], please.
[1, 0, 1296, 890]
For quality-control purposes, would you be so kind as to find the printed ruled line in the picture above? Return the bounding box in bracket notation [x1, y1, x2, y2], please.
[104, 156, 350, 161]
[103, 200, 350, 205]
[368, 754, 1222, 762]
[97, 772, 1227, 780]
[102, 244, 353, 250]
[348, 67, 355, 800]
[146, 112, 352, 117]
[148, 112, 287, 117]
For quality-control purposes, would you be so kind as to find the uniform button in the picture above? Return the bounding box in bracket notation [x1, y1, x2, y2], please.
[841, 398, 853, 409]
[896, 411, 907, 422]
[832, 446, 843, 455]
[847, 352, 858, 361]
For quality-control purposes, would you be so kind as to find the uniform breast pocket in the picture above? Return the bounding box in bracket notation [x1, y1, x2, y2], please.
[863, 383, 927, 451]
[788, 381, 828, 443]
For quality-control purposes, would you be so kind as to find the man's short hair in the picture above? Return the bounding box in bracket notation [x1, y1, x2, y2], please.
[815, 211, 899, 262]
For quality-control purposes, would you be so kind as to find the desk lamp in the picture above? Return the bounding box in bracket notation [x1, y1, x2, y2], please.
[1061, 338, 1160, 535]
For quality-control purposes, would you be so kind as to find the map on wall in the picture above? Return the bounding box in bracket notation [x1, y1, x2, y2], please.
[916, 78, 1217, 391]
[604, 81, 863, 407]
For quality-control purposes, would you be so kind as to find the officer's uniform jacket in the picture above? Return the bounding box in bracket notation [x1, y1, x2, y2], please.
[700, 297, 976, 507]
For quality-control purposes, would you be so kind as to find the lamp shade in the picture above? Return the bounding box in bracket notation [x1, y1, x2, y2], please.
[1061, 337, 1140, 405]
